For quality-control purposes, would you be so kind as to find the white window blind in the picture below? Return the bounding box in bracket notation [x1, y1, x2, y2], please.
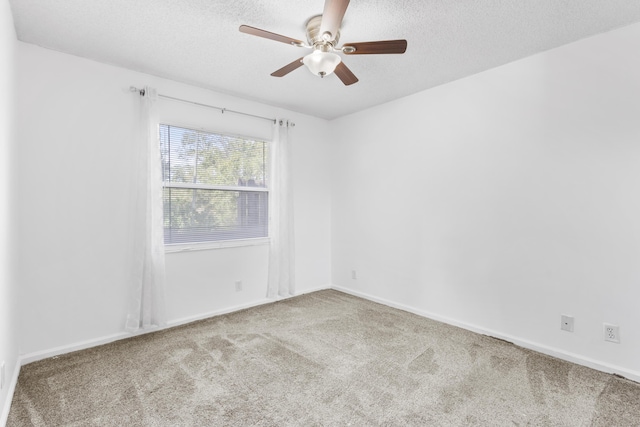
[160, 124, 269, 244]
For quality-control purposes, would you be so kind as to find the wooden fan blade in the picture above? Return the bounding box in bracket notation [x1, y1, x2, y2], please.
[271, 58, 305, 77]
[239, 25, 303, 46]
[319, 0, 350, 42]
[334, 62, 358, 86]
[342, 40, 407, 55]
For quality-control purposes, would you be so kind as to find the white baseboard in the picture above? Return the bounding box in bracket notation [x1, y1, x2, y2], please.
[20, 332, 131, 366]
[332, 285, 640, 384]
[0, 359, 21, 427]
[294, 284, 333, 296]
[168, 285, 333, 328]
[21, 297, 279, 366]
[167, 297, 273, 328]
[20, 287, 334, 368]
[15, 284, 638, 394]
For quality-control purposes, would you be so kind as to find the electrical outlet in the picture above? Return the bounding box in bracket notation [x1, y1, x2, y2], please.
[351, 270, 357, 280]
[560, 315, 574, 332]
[235, 280, 242, 292]
[604, 324, 620, 343]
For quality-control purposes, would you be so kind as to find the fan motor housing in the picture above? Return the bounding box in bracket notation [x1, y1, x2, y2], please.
[306, 15, 340, 48]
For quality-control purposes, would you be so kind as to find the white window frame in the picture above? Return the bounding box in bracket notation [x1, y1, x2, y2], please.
[160, 122, 270, 252]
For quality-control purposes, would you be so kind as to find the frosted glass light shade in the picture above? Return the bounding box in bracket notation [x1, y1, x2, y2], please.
[303, 50, 342, 77]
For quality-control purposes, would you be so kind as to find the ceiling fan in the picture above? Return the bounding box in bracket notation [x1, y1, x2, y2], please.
[239, 0, 407, 86]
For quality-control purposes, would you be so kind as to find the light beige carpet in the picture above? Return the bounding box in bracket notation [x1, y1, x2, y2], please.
[7, 290, 640, 426]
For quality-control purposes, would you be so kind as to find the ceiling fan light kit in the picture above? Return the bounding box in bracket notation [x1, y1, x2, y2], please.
[239, 0, 407, 85]
[303, 50, 342, 77]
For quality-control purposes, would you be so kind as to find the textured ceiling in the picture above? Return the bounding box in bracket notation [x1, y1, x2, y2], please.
[9, 0, 640, 120]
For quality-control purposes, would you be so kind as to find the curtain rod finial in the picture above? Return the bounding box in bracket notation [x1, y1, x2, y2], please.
[129, 86, 145, 96]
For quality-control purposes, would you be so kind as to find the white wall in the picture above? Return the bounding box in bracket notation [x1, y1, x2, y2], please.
[331, 23, 640, 380]
[0, 0, 17, 423]
[15, 43, 332, 357]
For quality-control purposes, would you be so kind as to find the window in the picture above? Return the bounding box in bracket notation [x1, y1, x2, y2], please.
[160, 124, 269, 245]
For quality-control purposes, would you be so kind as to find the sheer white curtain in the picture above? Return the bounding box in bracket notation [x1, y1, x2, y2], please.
[267, 119, 295, 298]
[125, 86, 167, 332]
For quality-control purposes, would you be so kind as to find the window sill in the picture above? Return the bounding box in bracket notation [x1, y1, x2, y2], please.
[165, 237, 270, 253]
